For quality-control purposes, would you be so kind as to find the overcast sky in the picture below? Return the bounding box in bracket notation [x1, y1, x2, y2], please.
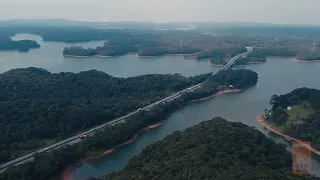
[1, 0, 319, 25]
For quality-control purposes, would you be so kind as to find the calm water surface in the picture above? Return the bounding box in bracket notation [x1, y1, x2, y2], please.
[2, 34, 320, 179]
[72, 57, 320, 179]
[0, 34, 218, 77]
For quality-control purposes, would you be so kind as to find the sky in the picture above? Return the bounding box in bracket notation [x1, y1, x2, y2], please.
[1, 0, 320, 25]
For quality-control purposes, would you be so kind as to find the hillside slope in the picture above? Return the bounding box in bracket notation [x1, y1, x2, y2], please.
[104, 118, 318, 180]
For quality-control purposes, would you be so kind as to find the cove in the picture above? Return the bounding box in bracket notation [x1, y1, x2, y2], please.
[72, 57, 320, 180]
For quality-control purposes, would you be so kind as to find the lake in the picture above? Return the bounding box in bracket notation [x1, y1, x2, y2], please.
[2, 34, 320, 179]
[72, 56, 320, 180]
[0, 34, 219, 77]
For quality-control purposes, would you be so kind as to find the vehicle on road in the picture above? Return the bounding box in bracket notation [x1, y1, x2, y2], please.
[138, 108, 142, 111]
[44, 148, 48, 151]
[80, 134, 86, 140]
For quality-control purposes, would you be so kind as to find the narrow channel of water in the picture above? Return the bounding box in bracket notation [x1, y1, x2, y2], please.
[72, 57, 320, 180]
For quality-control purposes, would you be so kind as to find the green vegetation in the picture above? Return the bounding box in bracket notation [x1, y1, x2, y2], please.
[233, 56, 267, 66]
[209, 58, 227, 65]
[182, 69, 258, 101]
[63, 46, 96, 56]
[0, 67, 209, 163]
[0, 69, 258, 180]
[184, 46, 247, 60]
[0, 37, 40, 52]
[3, 25, 320, 61]
[96, 118, 317, 180]
[266, 88, 320, 150]
[296, 52, 320, 61]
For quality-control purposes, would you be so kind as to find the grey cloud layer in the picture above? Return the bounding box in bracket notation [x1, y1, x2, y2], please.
[1, 0, 319, 25]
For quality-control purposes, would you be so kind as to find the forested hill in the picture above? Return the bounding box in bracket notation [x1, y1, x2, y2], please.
[103, 118, 317, 180]
[0, 67, 209, 163]
[0, 37, 40, 52]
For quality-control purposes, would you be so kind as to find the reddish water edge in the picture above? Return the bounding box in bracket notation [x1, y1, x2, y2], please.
[256, 116, 320, 156]
[293, 58, 320, 63]
[190, 89, 242, 103]
[62, 121, 164, 180]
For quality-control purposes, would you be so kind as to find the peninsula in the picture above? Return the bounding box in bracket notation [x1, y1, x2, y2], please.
[0, 37, 40, 52]
[261, 88, 320, 151]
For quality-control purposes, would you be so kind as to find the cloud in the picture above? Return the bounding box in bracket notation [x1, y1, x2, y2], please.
[0, 0, 319, 25]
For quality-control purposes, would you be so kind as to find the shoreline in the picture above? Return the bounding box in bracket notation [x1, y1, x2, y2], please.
[96, 55, 113, 58]
[190, 89, 242, 103]
[256, 116, 320, 156]
[64, 54, 114, 58]
[61, 121, 165, 180]
[63, 54, 91, 58]
[293, 58, 320, 63]
[164, 54, 191, 56]
[137, 54, 192, 58]
[63, 53, 195, 59]
[247, 61, 266, 64]
[209, 61, 223, 67]
[137, 55, 159, 58]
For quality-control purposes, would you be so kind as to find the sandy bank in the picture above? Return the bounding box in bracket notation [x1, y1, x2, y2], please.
[96, 55, 113, 58]
[61, 121, 165, 180]
[63, 54, 90, 58]
[164, 54, 191, 56]
[256, 116, 320, 156]
[293, 58, 320, 63]
[209, 61, 223, 67]
[136, 55, 159, 58]
[190, 89, 242, 103]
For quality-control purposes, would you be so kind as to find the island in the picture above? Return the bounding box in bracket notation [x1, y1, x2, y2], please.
[209, 58, 227, 66]
[261, 88, 320, 151]
[63, 44, 200, 57]
[0, 69, 259, 180]
[97, 118, 316, 180]
[0, 37, 40, 52]
[63, 46, 96, 57]
[233, 56, 267, 66]
[183, 69, 258, 102]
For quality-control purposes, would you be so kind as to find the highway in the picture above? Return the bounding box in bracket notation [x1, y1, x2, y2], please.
[0, 48, 251, 172]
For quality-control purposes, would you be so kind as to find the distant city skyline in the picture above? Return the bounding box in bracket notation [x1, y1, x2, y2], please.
[1, 0, 320, 25]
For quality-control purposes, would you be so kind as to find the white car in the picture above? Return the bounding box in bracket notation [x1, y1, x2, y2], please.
[138, 108, 141, 111]
[44, 148, 48, 151]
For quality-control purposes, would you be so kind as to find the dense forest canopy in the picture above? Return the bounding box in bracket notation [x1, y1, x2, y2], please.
[0, 98, 187, 180]
[0, 67, 209, 162]
[296, 52, 320, 61]
[0, 69, 259, 180]
[1, 25, 319, 59]
[182, 69, 258, 101]
[233, 56, 266, 66]
[267, 88, 320, 150]
[101, 118, 318, 180]
[0, 37, 40, 52]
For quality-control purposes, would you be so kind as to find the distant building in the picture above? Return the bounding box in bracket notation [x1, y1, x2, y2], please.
[287, 106, 292, 111]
